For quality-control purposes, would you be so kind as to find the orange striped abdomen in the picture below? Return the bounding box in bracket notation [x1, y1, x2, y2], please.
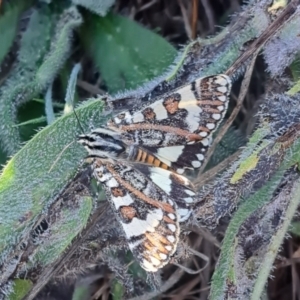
[134, 148, 170, 170]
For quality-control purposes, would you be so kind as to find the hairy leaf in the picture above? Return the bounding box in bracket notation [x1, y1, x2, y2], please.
[0, 99, 105, 270]
[72, 0, 115, 16]
[80, 12, 177, 94]
[0, 6, 82, 155]
[0, 1, 29, 66]
[9, 279, 32, 300]
[263, 9, 300, 76]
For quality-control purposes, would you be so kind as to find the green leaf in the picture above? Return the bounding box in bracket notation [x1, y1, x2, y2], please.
[0, 6, 83, 155]
[0, 146, 7, 168]
[112, 280, 124, 300]
[36, 6, 83, 88]
[289, 55, 300, 81]
[8, 279, 32, 300]
[13, 116, 48, 127]
[251, 177, 300, 300]
[290, 221, 300, 236]
[72, 285, 91, 300]
[64, 63, 82, 114]
[287, 55, 300, 95]
[210, 170, 285, 300]
[32, 98, 65, 108]
[0, 99, 105, 264]
[0, 1, 30, 66]
[34, 196, 93, 265]
[80, 12, 177, 94]
[72, 0, 115, 16]
[286, 80, 300, 96]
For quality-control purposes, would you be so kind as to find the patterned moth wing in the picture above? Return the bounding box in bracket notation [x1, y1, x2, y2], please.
[78, 130, 196, 272]
[107, 74, 232, 174]
[131, 164, 196, 222]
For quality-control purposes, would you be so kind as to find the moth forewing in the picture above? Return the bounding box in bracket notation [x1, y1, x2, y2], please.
[107, 74, 231, 174]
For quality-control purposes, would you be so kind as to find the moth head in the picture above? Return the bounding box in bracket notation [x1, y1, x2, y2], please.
[77, 128, 126, 159]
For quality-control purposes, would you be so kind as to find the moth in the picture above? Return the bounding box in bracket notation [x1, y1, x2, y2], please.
[78, 74, 231, 272]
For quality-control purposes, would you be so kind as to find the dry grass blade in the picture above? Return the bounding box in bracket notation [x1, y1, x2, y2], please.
[174, 246, 209, 274]
[177, 0, 192, 39]
[226, 0, 299, 76]
[200, 0, 215, 33]
[77, 79, 106, 95]
[194, 149, 242, 188]
[191, 0, 199, 39]
[128, 268, 185, 300]
[168, 275, 205, 300]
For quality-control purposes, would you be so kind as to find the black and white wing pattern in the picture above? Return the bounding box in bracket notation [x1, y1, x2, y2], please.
[91, 158, 195, 272]
[107, 74, 231, 173]
[77, 74, 231, 272]
[78, 130, 196, 272]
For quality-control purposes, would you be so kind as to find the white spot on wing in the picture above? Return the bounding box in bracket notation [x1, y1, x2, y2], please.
[141, 259, 157, 272]
[185, 189, 196, 196]
[217, 86, 228, 93]
[168, 199, 174, 205]
[177, 208, 191, 222]
[124, 112, 133, 123]
[178, 85, 202, 132]
[157, 146, 184, 162]
[113, 117, 122, 125]
[176, 168, 185, 174]
[112, 193, 134, 209]
[201, 138, 210, 146]
[150, 101, 168, 120]
[160, 253, 168, 260]
[167, 235, 175, 243]
[196, 153, 204, 161]
[133, 112, 145, 123]
[107, 177, 119, 187]
[168, 224, 176, 232]
[168, 213, 176, 220]
[150, 256, 161, 266]
[215, 75, 230, 86]
[149, 167, 173, 194]
[123, 208, 163, 238]
[206, 123, 215, 130]
[212, 113, 221, 120]
[192, 160, 201, 168]
[184, 197, 194, 203]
